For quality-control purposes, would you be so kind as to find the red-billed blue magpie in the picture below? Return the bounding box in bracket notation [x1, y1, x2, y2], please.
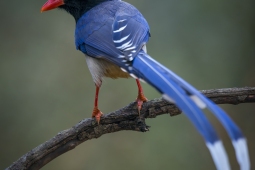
[41, 0, 250, 169]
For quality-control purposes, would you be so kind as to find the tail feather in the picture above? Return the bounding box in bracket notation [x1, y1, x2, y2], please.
[131, 51, 250, 170]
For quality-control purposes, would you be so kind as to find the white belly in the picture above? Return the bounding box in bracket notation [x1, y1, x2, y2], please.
[85, 56, 130, 86]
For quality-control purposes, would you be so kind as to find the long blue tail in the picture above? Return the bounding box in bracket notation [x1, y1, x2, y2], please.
[131, 51, 250, 170]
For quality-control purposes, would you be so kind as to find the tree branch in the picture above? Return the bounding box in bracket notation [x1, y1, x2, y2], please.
[6, 87, 255, 170]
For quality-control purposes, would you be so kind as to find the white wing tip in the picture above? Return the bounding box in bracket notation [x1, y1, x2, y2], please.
[232, 138, 250, 170]
[206, 141, 230, 170]
[139, 78, 147, 84]
[120, 67, 127, 73]
[129, 73, 137, 79]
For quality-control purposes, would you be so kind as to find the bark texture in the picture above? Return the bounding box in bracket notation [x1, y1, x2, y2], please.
[6, 87, 255, 170]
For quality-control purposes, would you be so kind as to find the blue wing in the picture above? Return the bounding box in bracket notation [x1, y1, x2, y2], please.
[75, 1, 149, 71]
[74, 1, 250, 169]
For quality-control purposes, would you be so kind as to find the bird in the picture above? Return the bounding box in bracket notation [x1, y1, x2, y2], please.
[41, 0, 250, 169]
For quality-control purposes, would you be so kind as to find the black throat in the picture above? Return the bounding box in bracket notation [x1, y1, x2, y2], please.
[59, 0, 112, 22]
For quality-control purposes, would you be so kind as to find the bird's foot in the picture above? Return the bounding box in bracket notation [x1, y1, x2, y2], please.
[136, 92, 148, 115]
[92, 107, 103, 124]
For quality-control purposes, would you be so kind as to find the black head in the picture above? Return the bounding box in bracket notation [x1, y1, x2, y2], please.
[41, 0, 110, 21]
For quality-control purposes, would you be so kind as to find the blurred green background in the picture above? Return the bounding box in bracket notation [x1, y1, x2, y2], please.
[1, 0, 254, 169]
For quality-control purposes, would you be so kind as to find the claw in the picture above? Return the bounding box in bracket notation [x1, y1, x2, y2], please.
[92, 107, 103, 124]
[135, 79, 148, 115]
[136, 93, 148, 115]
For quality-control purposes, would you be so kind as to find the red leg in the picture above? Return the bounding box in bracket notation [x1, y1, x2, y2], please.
[136, 79, 148, 115]
[92, 85, 103, 124]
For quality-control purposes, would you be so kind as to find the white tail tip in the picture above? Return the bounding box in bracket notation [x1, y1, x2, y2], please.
[206, 141, 230, 170]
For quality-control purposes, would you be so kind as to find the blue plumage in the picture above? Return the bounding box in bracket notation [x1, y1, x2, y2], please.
[75, 1, 150, 70]
[41, 0, 250, 169]
[74, 2, 250, 169]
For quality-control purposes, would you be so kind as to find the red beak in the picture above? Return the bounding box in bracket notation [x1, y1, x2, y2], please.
[41, 0, 64, 12]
